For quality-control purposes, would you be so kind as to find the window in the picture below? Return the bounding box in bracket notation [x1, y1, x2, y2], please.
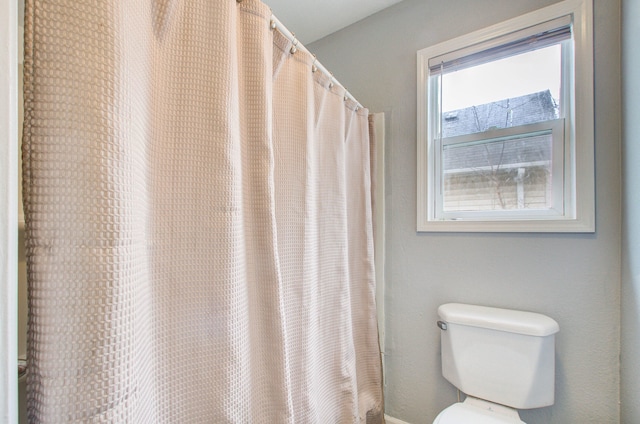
[417, 0, 594, 232]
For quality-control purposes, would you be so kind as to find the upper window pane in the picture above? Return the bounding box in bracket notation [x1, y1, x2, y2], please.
[441, 45, 562, 138]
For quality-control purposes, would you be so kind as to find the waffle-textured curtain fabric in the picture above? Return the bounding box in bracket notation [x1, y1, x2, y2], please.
[21, 0, 383, 422]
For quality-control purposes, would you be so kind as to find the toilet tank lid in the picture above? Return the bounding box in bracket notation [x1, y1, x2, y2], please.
[438, 303, 559, 336]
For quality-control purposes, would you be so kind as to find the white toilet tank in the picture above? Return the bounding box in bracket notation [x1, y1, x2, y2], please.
[438, 303, 559, 410]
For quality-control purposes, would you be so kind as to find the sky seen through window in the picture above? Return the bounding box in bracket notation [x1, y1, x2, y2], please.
[441, 44, 562, 113]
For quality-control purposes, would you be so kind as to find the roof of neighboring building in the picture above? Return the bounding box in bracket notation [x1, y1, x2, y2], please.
[443, 90, 558, 137]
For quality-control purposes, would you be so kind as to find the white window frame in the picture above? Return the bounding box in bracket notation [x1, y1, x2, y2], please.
[1, 0, 19, 421]
[417, 0, 594, 233]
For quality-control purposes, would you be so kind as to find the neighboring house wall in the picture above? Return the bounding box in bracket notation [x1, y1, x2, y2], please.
[621, 0, 640, 421]
[310, 0, 621, 423]
[444, 168, 549, 211]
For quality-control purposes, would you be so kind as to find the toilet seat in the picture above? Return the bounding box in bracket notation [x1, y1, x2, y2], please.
[433, 397, 525, 424]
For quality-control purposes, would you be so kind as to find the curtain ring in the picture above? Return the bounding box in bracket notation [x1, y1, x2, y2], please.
[270, 20, 277, 30]
[312, 55, 318, 73]
[290, 37, 299, 54]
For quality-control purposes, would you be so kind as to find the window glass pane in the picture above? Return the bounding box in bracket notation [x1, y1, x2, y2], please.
[442, 132, 553, 212]
[441, 45, 562, 138]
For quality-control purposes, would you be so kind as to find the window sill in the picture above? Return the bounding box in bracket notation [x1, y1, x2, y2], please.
[417, 216, 594, 233]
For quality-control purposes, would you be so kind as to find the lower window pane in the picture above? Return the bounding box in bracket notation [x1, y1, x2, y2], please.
[442, 132, 553, 212]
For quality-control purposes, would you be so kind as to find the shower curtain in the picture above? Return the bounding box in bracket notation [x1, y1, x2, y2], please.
[21, 0, 383, 422]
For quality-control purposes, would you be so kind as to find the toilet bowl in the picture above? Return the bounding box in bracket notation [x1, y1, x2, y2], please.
[434, 303, 559, 424]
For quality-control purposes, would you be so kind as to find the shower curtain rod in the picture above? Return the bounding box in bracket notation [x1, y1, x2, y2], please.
[269, 15, 364, 110]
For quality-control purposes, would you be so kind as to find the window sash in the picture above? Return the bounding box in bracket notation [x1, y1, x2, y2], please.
[427, 28, 572, 221]
[429, 39, 572, 141]
[434, 119, 565, 220]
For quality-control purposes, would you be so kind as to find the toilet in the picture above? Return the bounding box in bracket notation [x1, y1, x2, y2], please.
[434, 303, 559, 424]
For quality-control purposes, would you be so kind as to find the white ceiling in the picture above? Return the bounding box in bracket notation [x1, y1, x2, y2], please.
[264, 0, 404, 44]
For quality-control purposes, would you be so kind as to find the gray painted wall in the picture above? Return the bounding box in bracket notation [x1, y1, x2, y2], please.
[310, 0, 622, 422]
[621, 0, 640, 421]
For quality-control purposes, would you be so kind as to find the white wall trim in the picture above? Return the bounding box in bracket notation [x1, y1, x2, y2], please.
[372, 112, 386, 359]
[0, 0, 19, 422]
[384, 414, 413, 424]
